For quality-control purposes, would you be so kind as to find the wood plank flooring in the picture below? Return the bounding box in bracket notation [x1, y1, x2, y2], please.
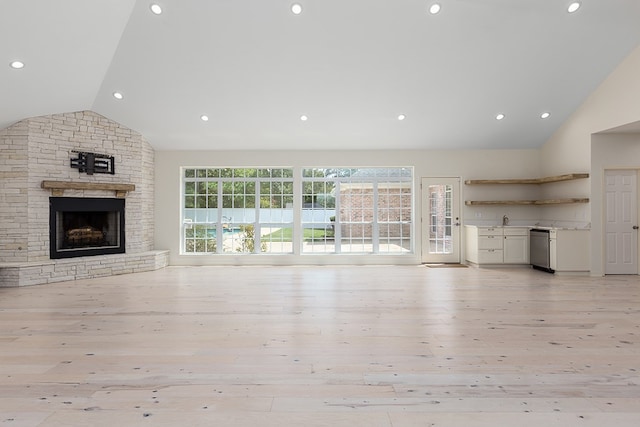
[1, 265, 639, 426]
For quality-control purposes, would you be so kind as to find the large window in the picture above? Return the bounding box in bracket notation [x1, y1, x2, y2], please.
[301, 168, 412, 254]
[182, 167, 413, 255]
[182, 168, 294, 253]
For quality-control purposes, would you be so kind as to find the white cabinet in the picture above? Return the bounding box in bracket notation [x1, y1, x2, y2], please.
[465, 226, 529, 265]
[465, 226, 502, 264]
[549, 229, 589, 273]
[503, 228, 530, 264]
[465, 225, 588, 271]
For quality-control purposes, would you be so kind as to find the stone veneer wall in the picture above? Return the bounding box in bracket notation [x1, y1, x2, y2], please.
[0, 111, 167, 287]
[0, 120, 29, 262]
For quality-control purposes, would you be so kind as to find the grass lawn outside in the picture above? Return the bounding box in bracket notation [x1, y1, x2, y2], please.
[262, 227, 333, 241]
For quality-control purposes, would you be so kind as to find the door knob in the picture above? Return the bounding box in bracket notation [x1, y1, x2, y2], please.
[633, 225, 639, 230]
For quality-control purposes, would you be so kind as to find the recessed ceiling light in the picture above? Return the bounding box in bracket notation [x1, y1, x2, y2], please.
[429, 3, 441, 15]
[541, 112, 551, 119]
[398, 114, 406, 121]
[291, 3, 302, 15]
[200, 115, 209, 122]
[150, 4, 162, 15]
[113, 92, 124, 100]
[300, 115, 308, 121]
[567, 2, 581, 13]
[9, 60, 24, 69]
[496, 113, 505, 120]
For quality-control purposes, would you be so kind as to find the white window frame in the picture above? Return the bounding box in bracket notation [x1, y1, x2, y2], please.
[181, 166, 413, 256]
[182, 168, 294, 254]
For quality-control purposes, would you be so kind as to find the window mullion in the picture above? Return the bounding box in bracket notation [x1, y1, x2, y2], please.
[334, 181, 341, 254]
[254, 177, 260, 254]
[372, 180, 379, 253]
[293, 170, 302, 255]
[217, 178, 223, 254]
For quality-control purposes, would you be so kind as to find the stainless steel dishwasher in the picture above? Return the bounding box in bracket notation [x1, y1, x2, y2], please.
[530, 229, 554, 273]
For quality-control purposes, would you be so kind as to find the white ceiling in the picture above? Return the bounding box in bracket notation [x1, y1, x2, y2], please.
[2, 0, 640, 151]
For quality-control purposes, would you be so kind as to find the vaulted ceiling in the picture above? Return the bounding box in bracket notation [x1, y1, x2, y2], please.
[2, 0, 640, 151]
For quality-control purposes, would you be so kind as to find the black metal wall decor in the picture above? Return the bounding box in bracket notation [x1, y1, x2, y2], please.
[70, 151, 115, 175]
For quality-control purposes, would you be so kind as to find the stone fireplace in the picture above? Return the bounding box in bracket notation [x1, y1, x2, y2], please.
[49, 197, 126, 259]
[0, 111, 168, 287]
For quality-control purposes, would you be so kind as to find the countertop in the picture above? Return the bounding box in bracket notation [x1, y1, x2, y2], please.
[464, 224, 590, 231]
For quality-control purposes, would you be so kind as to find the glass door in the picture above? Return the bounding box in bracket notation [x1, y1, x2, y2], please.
[420, 177, 461, 263]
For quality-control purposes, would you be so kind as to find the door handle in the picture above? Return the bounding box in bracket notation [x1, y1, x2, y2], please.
[633, 225, 639, 230]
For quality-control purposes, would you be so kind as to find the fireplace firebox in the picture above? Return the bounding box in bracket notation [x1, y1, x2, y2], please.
[49, 197, 125, 259]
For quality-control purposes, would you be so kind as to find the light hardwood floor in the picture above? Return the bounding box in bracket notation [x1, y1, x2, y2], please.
[1, 265, 639, 426]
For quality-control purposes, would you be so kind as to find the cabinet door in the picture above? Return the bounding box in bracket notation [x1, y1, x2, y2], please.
[550, 237, 557, 270]
[554, 230, 589, 271]
[504, 235, 529, 264]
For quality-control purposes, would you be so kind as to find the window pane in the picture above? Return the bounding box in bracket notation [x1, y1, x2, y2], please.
[258, 168, 271, 178]
[282, 169, 294, 178]
[301, 167, 412, 254]
[260, 182, 270, 196]
[197, 182, 206, 194]
[182, 168, 294, 254]
[428, 184, 452, 255]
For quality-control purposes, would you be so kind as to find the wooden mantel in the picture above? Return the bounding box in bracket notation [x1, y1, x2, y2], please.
[41, 181, 135, 198]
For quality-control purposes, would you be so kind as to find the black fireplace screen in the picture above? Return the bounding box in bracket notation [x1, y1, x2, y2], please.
[50, 197, 125, 259]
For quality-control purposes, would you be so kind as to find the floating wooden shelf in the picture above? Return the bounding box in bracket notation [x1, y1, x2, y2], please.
[465, 198, 589, 206]
[465, 173, 589, 206]
[464, 173, 589, 185]
[41, 181, 135, 198]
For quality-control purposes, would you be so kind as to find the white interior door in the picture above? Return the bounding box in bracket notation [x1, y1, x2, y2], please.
[421, 177, 461, 263]
[605, 170, 638, 274]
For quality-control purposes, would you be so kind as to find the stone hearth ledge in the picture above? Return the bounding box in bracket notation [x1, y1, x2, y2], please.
[0, 250, 169, 287]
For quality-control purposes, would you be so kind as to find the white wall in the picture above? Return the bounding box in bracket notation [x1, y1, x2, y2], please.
[540, 44, 640, 274]
[155, 149, 541, 265]
[541, 44, 640, 175]
[590, 133, 640, 276]
[155, 45, 640, 269]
